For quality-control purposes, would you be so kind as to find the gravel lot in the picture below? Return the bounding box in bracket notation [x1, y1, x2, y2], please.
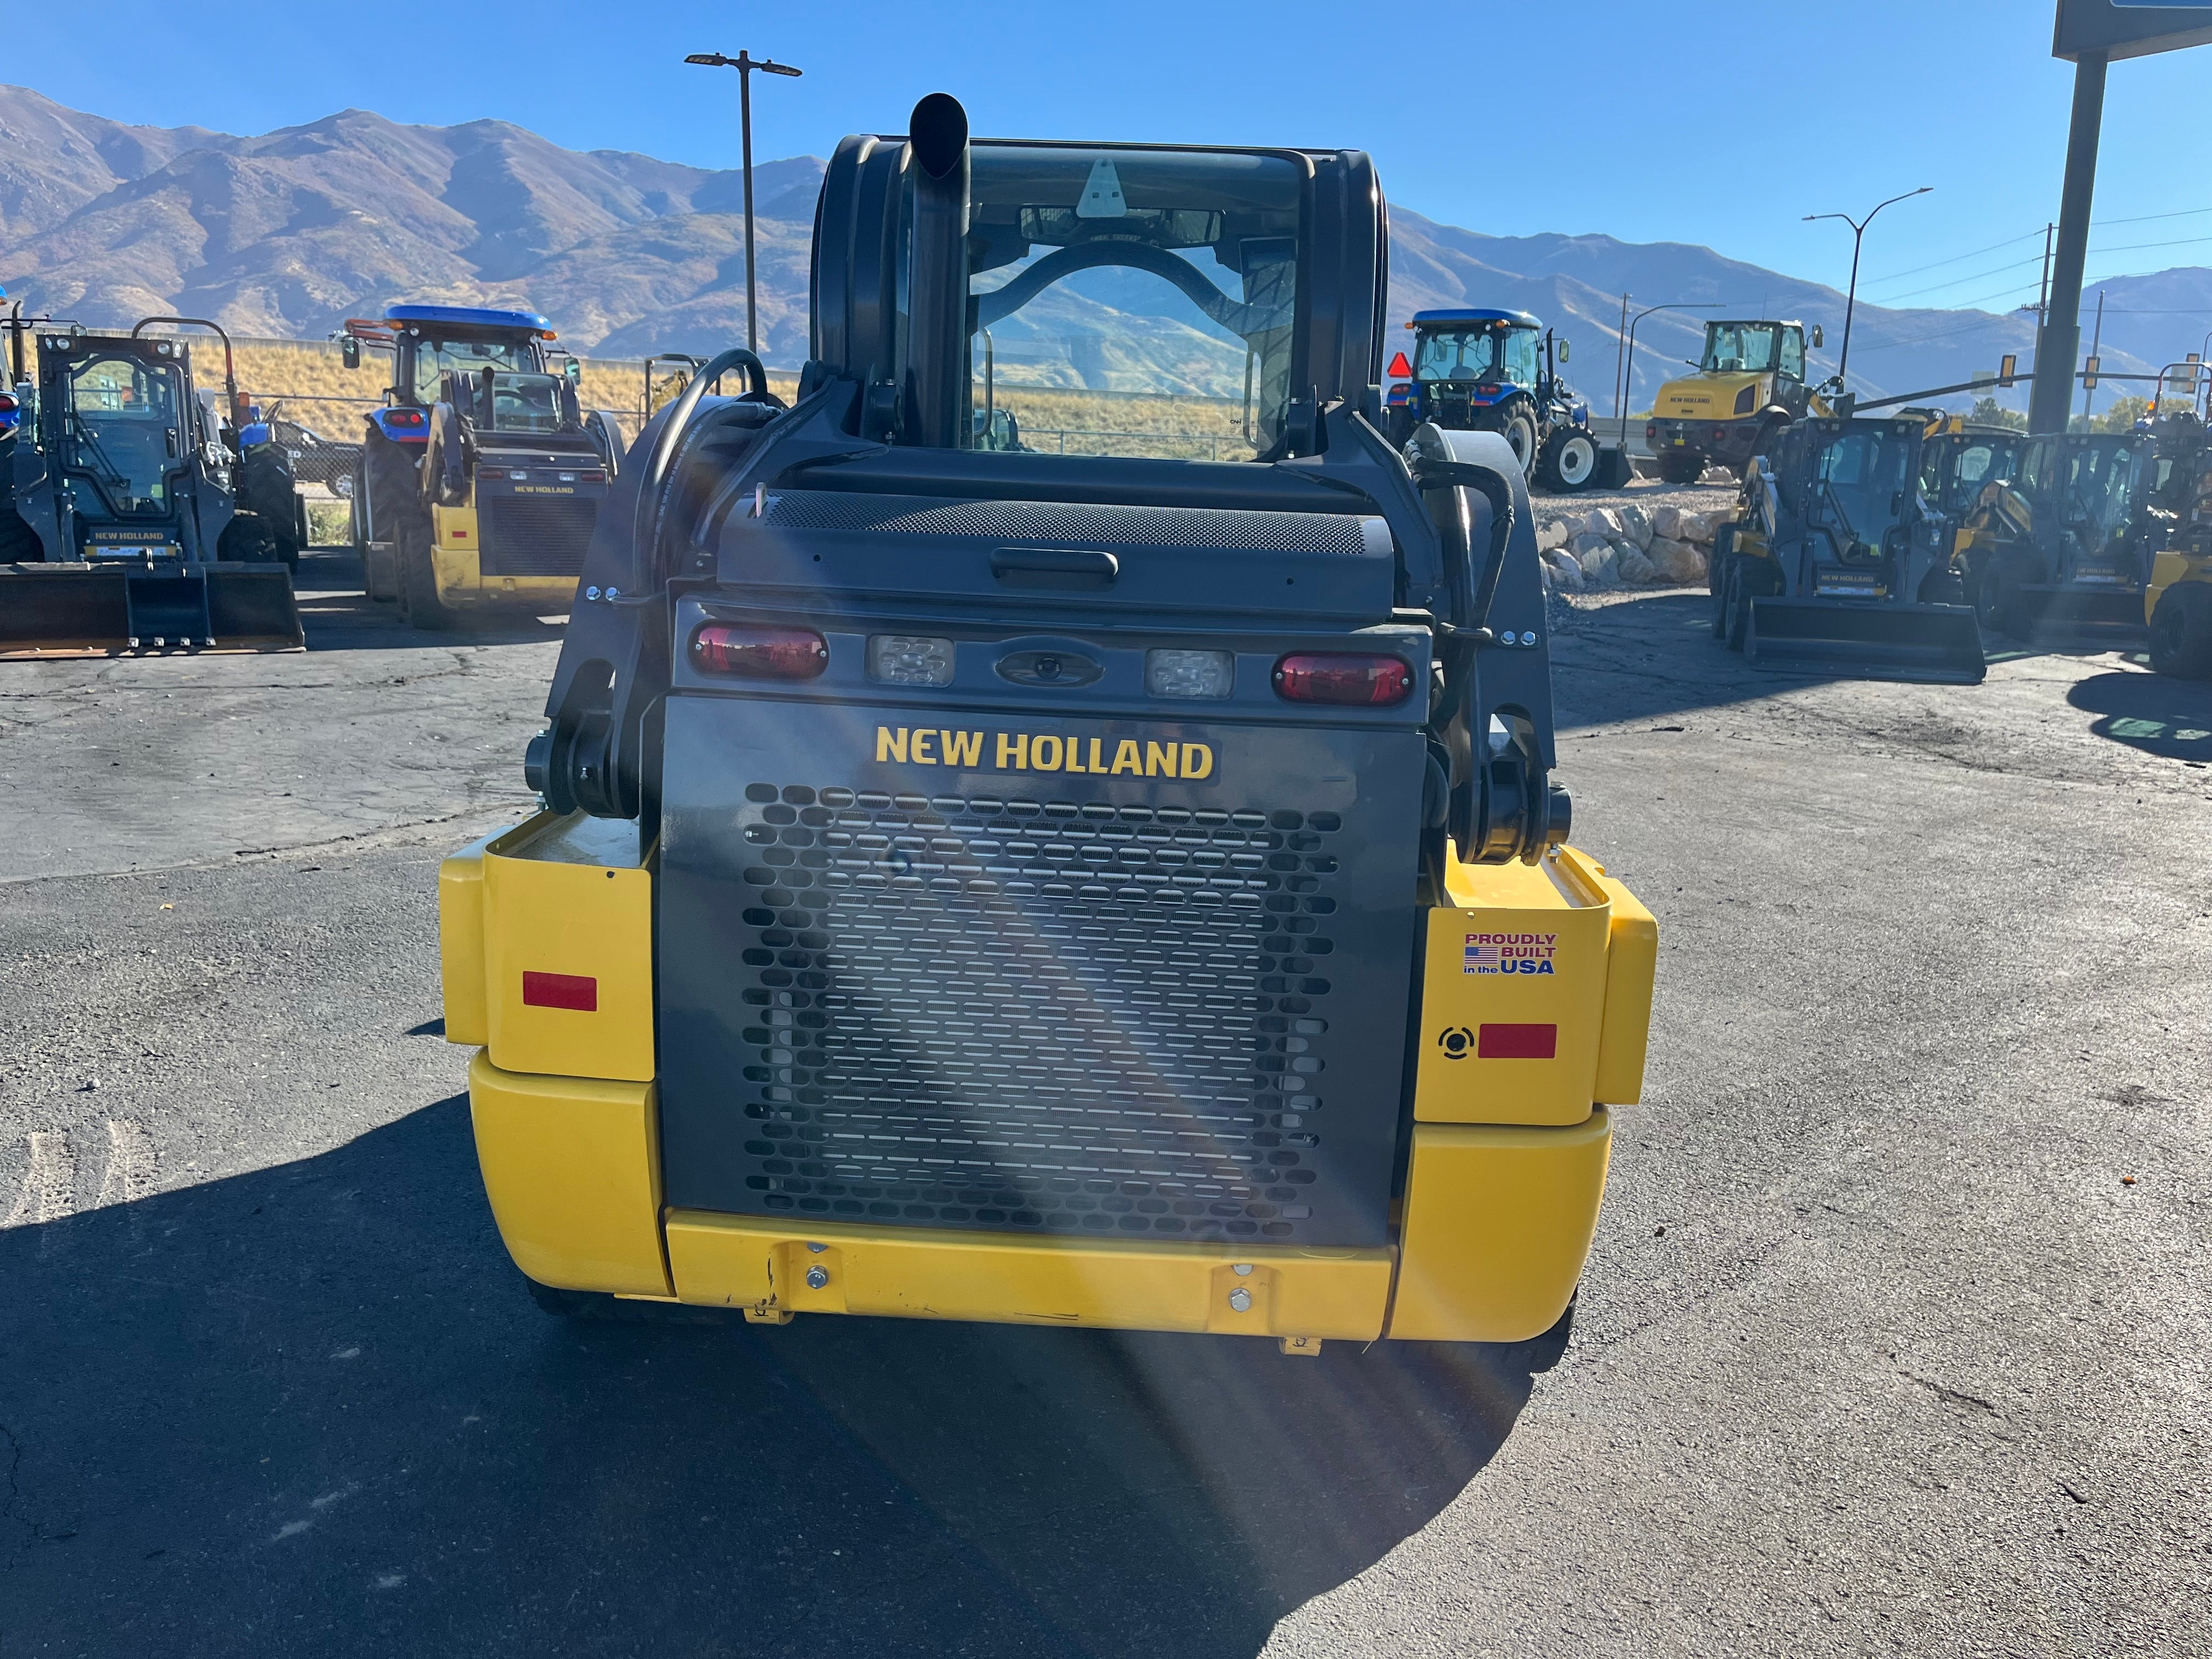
[2, 549, 2207, 1657]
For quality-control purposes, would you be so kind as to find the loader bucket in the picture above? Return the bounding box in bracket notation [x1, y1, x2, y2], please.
[0, 563, 303, 659]
[1746, 597, 1986, 685]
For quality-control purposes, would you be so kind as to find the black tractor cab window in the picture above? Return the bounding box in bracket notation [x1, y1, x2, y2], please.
[1702, 323, 1781, 375]
[958, 146, 1303, 460]
[1413, 325, 1539, 387]
[2064, 443, 2142, 543]
[403, 335, 541, 406]
[1778, 328, 1804, 380]
[62, 353, 183, 516]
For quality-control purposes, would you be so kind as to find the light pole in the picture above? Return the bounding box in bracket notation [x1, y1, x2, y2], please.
[1620, 301, 1722, 449]
[1803, 186, 1931, 391]
[684, 49, 804, 357]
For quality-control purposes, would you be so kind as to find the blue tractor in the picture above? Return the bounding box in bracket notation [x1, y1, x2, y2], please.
[1385, 308, 1627, 492]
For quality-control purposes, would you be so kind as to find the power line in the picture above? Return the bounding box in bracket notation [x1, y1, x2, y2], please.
[1874, 253, 2046, 304]
[1863, 205, 2211, 294]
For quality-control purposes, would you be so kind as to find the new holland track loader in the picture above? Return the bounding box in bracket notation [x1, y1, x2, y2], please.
[0, 317, 303, 658]
[1647, 318, 1823, 486]
[342, 304, 623, 629]
[1711, 414, 1984, 684]
[437, 95, 1657, 1354]
[1972, 392, 2208, 648]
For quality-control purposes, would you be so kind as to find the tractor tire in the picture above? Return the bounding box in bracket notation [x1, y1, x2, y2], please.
[217, 511, 281, 565]
[348, 455, 370, 558]
[1917, 567, 1966, 607]
[1727, 560, 1774, 652]
[1499, 405, 1540, 478]
[1539, 427, 1600, 492]
[239, 445, 302, 569]
[1710, 554, 1736, 638]
[396, 517, 461, 631]
[1657, 450, 1704, 486]
[2148, 584, 2212, 679]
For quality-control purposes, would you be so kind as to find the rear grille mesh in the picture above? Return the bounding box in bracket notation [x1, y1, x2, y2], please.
[725, 785, 1351, 1242]
[477, 494, 600, 577]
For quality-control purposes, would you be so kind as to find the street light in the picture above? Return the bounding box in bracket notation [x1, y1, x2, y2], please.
[1620, 301, 1723, 449]
[1803, 186, 1931, 391]
[684, 49, 804, 357]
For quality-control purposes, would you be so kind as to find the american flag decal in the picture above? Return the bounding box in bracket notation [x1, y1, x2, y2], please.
[1463, 940, 1502, 974]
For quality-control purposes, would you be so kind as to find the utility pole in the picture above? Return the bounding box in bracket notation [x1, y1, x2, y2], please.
[2081, 289, 2103, 427]
[1803, 186, 1932, 391]
[684, 49, 804, 357]
[1612, 292, 1630, 428]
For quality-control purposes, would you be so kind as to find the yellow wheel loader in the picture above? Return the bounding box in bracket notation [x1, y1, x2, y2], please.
[2147, 415, 2212, 678]
[436, 95, 1658, 1356]
[1647, 319, 1824, 485]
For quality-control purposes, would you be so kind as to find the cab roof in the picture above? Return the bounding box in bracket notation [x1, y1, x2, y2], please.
[383, 303, 553, 335]
[1410, 308, 1541, 330]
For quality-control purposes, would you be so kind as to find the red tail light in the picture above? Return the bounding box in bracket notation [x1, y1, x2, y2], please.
[0, 394, 17, 413]
[690, 622, 829, 679]
[1272, 653, 1413, 706]
[478, 467, 506, 480]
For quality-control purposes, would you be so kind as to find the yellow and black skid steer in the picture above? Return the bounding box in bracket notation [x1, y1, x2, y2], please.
[436, 95, 1658, 1357]
[1711, 414, 1983, 683]
[0, 317, 301, 658]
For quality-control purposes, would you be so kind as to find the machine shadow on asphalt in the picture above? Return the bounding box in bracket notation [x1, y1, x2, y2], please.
[0, 1095, 1551, 1655]
[284, 553, 572, 654]
[2067, 670, 2212, 762]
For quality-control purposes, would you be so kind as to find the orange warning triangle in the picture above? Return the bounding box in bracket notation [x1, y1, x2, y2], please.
[1386, 351, 1413, 379]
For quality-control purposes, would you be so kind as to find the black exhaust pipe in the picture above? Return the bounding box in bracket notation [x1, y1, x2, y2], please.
[906, 92, 970, 449]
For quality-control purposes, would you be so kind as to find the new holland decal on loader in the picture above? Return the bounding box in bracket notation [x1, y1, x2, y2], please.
[437, 96, 1658, 1354]
[1711, 414, 1984, 684]
[0, 317, 303, 658]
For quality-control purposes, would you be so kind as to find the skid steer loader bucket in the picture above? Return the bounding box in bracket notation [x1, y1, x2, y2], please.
[1746, 596, 1985, 685]
[0, 563, 303, 658]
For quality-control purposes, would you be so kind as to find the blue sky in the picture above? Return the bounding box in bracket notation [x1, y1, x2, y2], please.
[23, 1, 2212, 311]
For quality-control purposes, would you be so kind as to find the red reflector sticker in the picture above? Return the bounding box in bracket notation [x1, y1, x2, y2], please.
[522, 971, 597, 1011]
[1478, 1022, 1556, 1059]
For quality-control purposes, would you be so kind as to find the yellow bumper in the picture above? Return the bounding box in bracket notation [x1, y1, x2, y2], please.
[465, 1051, 1610, 1344]
[443, 812, 1647, 1346]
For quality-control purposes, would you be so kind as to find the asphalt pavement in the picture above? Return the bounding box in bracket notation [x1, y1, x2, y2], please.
[2, 549, 2208, 1657]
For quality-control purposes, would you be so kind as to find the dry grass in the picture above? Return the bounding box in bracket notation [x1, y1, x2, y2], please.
[198, 337, 1243, 460]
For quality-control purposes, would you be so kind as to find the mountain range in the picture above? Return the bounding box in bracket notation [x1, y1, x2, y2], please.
[4, 84, 2205, 414]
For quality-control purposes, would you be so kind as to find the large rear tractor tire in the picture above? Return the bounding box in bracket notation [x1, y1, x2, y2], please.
[1657, 450, 1705, 486]
[1538, 428, 1600, 492]
[1710, 554, 1736, 639]
[396, 517, 462, 631]
[2148, 584, 2212, 679]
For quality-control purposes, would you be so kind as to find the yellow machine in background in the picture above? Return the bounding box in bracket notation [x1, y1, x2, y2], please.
[1647, 318, 1825, 485]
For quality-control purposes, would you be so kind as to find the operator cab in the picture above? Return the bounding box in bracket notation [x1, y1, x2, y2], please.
[1699, 321, 1805, 381]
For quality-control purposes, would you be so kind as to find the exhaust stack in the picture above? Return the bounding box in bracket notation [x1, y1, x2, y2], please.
[905, 92, 970, 449]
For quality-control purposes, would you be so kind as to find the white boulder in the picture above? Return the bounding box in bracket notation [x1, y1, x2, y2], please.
[1536, 517, 1573, 554]
[1576, 506, 1623, 541]
[1571, 533, 1618, 586]
[1542, 548, 1585, 591]
[1650, 503, 1685, 541]
[1616, 502, 1655, 551]
[1615, 544, 1658, 585]
[1647, 536, 1707, 584]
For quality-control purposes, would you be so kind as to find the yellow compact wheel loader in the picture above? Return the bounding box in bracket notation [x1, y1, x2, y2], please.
[437, 96, 1658, 1356]
[1647, 318, 1823, 485]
